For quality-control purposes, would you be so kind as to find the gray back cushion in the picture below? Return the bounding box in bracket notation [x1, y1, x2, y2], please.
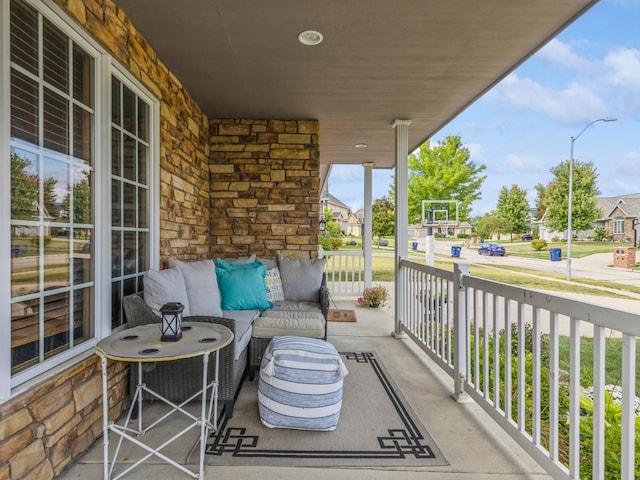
[277, 256, 325, 302]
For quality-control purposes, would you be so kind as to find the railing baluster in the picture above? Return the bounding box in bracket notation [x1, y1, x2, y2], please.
[549, 312, 559, 461]
[621, 333, 636, 479]
[592, 325, 605, 480]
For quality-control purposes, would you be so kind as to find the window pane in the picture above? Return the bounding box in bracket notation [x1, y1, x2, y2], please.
[10, 148, 39, 221]
[111, 179, 121, 227]
[111, 79, 121, 125]
[72, 287, 91, 348]
[43, 156, 69, 220]
[43, 18, 69, 93]
[43, 89, 69, 154]
[73, 105, 93, 164]
[123, 231, 137, 275]
[137, 97, 149, 142]
[11, 305, 39, 372]
[137, 143, 147, 185]
[11, 227, 38, 297]
[138, 186, 148, 229]
[73, 45, 93, 105]
[123, 182, 136, 228]
[111, 127, 121, 176]
[138, 231, 148, 272]
[111, 231, 121, 279]
[111, 280, 122, 327]
[122, 85, 136, 135]
[42, 292, 70, 359]
[122, 134, 135, 181]
[10, 0, 38, 75]
[70, 166, 92, 225]
[10, 70, 38, 144]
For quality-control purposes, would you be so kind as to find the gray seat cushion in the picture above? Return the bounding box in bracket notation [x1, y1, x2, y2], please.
[252, 311, 325, 338]
[223, 309, 261, 359]
[269, 300, 322, 313]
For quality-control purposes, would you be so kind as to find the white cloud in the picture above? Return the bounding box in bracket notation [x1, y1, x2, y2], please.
[488, 73, 607, 123]
[538, 38, 592, 72]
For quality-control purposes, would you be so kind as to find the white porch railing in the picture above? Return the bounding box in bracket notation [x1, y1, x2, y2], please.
[398, 258, 638, 480]
[322, 250, 364, 297]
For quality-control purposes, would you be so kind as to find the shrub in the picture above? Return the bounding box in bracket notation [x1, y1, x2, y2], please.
[319, 236, 342, 250]
[457, 233, 469, 239]
[531, 239, 547, 251]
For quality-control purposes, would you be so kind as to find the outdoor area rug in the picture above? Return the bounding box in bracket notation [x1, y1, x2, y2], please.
[201, 351, 448, 468]
[327, 309, 357, 322]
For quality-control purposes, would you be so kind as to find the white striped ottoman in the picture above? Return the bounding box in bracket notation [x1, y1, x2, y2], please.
[258, 336, 348, 431]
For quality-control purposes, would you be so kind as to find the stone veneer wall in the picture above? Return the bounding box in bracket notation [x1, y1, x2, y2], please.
[0, 1, 211, 478]
[209, 119, 321, 260]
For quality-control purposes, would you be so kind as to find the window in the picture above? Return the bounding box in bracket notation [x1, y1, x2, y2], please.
[9, 0, 95, 374]
[614, 216, 625, 235]
[4, 0, 156, 393]
[110, 78, 150, 327]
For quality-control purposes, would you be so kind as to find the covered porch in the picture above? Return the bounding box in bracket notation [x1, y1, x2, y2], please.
[2, 1, 612, 479]
[60, 289, 551, 480]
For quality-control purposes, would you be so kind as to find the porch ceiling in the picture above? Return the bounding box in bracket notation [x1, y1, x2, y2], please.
[115, 0, 597, 182]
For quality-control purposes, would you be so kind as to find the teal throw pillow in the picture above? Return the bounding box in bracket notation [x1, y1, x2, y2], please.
[215, 264, 272, 311]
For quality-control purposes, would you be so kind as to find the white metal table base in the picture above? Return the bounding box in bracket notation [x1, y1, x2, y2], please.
[99, 349, 220, 480]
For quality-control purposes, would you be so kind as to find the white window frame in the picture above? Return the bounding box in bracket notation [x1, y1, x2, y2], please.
[614, 216, 625, 235]
[1, 0, 159, 401]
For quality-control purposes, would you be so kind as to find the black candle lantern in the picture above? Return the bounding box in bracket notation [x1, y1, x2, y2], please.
[160, 302, 184, 342]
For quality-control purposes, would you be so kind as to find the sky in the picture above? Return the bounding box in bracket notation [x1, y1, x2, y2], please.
[328, 0, 640, 218]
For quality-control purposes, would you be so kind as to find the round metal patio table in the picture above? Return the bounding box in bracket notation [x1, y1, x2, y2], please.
[96, 322, 233, 480]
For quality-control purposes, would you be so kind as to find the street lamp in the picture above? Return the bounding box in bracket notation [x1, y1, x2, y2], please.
[566, 117, 616, 280]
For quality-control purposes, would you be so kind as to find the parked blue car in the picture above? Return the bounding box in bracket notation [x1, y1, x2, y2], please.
[478, 243, 506, 256]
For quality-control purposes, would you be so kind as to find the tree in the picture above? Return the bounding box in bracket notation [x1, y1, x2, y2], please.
[372, 197, 394, 240]
[476, 211, 511, 241]
[533, 183, 548, 221]
[10, 153, 38, 220]
[495, 185, 530, 240]
[404, 135, 487, 224]
[61, 171, 92, 225]
[544, 160, 601, 234]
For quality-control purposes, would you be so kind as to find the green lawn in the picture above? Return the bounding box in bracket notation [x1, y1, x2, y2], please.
[500, 240, 621, 260]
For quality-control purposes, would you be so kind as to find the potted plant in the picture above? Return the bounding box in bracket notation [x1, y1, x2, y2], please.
[358, 284, 390, 308]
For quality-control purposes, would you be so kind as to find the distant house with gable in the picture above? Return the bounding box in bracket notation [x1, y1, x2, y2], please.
[593, 193, 640, 244]
[537, 192, 640, 244]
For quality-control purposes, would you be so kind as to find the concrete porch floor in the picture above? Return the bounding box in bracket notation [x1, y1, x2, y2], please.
[59, 295, 551, 480]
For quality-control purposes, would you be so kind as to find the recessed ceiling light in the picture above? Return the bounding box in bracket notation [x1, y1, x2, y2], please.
[298, 30, 323, 46]
[355, 143, 368, 149]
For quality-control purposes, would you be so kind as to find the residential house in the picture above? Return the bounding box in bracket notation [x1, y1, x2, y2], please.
[593, 193, 640, 244]
[324, 193, 351, 234]
[537, 193, 640, 243]
[345, 208, 365, 237]
[1, 1, 599, 478]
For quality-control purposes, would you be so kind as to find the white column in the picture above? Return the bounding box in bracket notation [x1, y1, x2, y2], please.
[392, 119, 411, 337]
[362, 162, 374, 289]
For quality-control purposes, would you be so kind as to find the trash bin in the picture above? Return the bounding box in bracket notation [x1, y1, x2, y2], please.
[550, 248, 562, 262]
[412, 241, 418, 251]
[451, 246, 462, 258]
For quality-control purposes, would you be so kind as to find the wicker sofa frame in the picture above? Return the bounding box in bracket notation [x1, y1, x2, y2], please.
[122, 293, 243, 418]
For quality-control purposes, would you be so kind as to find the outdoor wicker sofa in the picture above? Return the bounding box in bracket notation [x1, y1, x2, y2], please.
[121, 255, 329, 418]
